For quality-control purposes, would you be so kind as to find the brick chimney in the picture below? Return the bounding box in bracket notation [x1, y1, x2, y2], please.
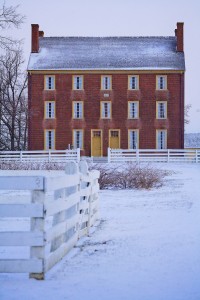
[31, 24, 39, 53]
[39, 31, 44, 37]
[176, 22, 184, 52]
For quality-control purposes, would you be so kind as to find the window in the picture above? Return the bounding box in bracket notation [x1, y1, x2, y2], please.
[45, 130, 55, 150]
[128, 130, 139, 149]
[156, 101, 167, 119]
[128, 75, 139, 90]
[156, 75, 167, 90]
[73, 76, 83, 90]
[45, 101, 55, 119]
[101, 76, 112, 90]
[73, 130, 83, 149]
[128, 101, 139, 119]
[101, 101, 111, 119]
[73, 101, 83, 119]
[44, 76, 55, 90]
[156, 130, 167, 149]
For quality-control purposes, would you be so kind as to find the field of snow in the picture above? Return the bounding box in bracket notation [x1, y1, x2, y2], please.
[0, 163, 200, 300]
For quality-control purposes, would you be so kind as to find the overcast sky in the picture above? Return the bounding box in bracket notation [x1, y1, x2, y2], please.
[4, 0, 200, 133]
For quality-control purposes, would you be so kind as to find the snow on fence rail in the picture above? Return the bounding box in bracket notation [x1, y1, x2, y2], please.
[0, 149, 80, 163]
[0, 161, 99, 279]
[108, 148, 200, 163]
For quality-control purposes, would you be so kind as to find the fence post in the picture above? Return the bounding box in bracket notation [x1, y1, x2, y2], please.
[77, 148, 80, 163]
[20, 151, 23, 162]
[167, 149, 170, 163]
[108, 148, 111, 163]
[136, 149, 139, 163]
[29, 189, 45, 280]
[48, 150, 51, 163]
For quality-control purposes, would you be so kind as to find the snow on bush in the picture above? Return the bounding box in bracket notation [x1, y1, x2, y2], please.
[89, 162, 172, 190]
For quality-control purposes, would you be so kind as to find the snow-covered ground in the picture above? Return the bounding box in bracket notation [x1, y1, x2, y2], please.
[0, 163, 200, 300]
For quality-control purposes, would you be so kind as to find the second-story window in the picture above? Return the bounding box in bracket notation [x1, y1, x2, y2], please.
[101, 76, 112, 90]
[45, 101, 55, 119]
[157, 75, 167, 90]
[128, 76, 139, 90]
[73, 101, 83, 119]
[45, 76, 55, 90]
[128, 101, 139, 119]
[73, 76, 83, 90]
[157, 101, 167, 119]
[101, 101, 111, 119]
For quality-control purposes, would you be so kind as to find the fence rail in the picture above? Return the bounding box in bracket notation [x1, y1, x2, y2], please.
[0, 149, 80, 163]
[108, 148, 200, 163]
[0, 161, 99, 279]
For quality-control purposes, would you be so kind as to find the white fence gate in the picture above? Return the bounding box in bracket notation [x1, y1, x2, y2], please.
[108, 148, 200, 163]
[0, 149, 80, 163]
[0, 161, 99, 279]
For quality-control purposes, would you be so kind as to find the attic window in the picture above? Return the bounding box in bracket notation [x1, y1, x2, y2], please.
[45, 76, 55, 90]
[73, 76, 83, 90]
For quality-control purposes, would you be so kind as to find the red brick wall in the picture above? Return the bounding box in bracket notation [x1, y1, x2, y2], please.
[28, 72, 184, 156]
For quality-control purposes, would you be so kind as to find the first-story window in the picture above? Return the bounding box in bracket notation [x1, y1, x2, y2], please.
[101, 101, 111, 119]
[157, 75, 167, 90]
[128, 75, 139, 90]
[101, 76, 112, 90]
[157, 130, 167, 149]
[45, 75, 55, 90]
[45, 130, 55, 150]
[73, 130, 83, 149]
[156, 101, 167, 119]
[73, 75, 83, 90]
[45, 101, 55, 119]
[128, 101, 139, 119]
[73, 101, 83, 119]
[128, 130, 139, 149]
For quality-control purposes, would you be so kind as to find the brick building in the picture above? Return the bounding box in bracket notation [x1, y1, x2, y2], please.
[27, 23, 185, 156]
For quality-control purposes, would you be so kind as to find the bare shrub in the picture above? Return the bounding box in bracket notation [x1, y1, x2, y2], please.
[89, 162, 172, 190]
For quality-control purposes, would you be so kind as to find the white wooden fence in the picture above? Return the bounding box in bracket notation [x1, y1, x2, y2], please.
[0, 149, 80, 163]
[108, 148, 200, 163]
[0, 161, 99, 279]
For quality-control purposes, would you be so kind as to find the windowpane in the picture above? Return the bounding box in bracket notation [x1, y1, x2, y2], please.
[45, 76, 55, 90]
[45, 130, 55, 150]
[74, 130, 83, 149]
[74, 76, 83, 90]
[129, 102, 138, 118]
[157, 102, 166, 119]
[101, 102, 111, 118]
[102, 76, 111, 90]
[157, 130, 167, 149]
[129, 130, 138, 149]
[45, 102, 55, 119]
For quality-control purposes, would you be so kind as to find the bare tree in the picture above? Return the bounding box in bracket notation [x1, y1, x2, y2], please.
[0, 1, 25, 50]
[0, 49, 27, 150]
[184, 104, 191, 125]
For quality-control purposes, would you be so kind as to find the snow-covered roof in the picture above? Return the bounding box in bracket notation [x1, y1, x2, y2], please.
[27, 36, 185, 71]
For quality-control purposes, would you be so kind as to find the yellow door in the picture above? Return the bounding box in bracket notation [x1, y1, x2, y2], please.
[109, 130, 120, 149]
[91, 130, 102, 156]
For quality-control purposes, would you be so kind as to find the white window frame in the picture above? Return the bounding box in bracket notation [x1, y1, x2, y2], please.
[156, 130, 167, 149]
[156, 101, 167, 119]
[45, 130, 55, 150]
[128, 75, 139, 90]
[73, 75, 83, 90]
[73, 130, 83, 149]
[101, 76, 112, 90]
[44, 75, 55, 90]
[101, 101, 111, 119]
[128, 130, 139, 149]
[156, 75, 167, 90]
[128, 101, 139, 119]
[45, 101, 55, 119]
[73, 101, 83, 119]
